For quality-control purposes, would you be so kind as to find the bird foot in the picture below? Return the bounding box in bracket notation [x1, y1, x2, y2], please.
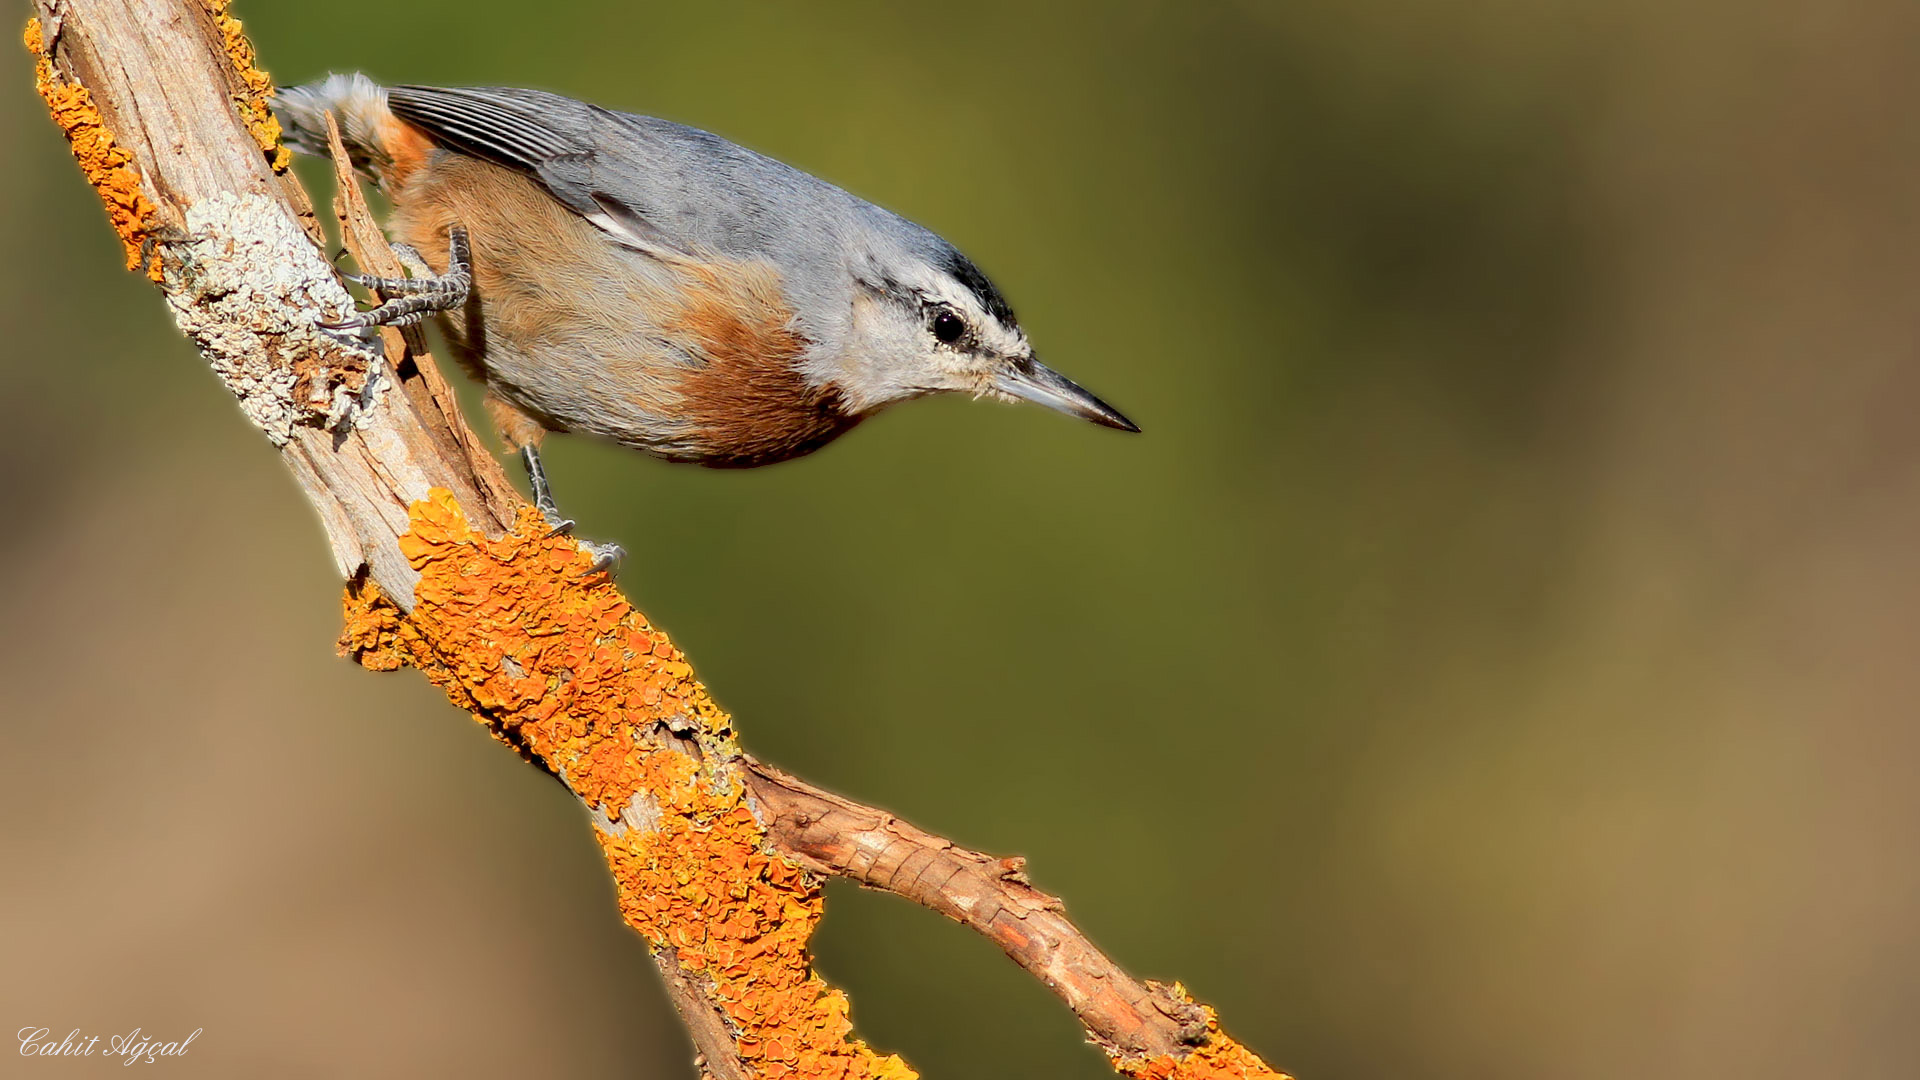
[542, 514, 624, 577]
[581, 539, 627, 577]
[523, 445, 625, 578]
[320, 226, 472, 330]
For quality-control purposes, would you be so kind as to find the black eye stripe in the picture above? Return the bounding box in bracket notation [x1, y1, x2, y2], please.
[935, 247, 1018, 327]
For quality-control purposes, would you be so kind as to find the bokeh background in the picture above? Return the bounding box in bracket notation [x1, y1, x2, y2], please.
[7, 0, 1920, 1076]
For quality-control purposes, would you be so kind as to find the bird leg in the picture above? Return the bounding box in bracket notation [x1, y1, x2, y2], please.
[321, 225, 472, 330]
[517, 443, 626, 575]
[492, 392, 627, 578]
[519, 442, 567, 526]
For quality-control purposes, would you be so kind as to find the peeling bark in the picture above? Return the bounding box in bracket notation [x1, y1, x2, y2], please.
[746, 761, 1217, 1062]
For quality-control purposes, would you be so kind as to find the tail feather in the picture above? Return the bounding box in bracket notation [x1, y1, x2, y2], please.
[273, 73, 405, 183]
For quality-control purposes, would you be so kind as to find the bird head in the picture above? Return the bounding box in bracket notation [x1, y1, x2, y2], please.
[824, 229, 1139, 434]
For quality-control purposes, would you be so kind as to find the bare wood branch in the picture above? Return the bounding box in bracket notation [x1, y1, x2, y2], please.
[745, 760, 1214, 1062]
[27, 3, 1283, 1078]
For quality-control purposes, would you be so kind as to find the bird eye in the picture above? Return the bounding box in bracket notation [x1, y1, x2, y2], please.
[931, 310, 966, 344]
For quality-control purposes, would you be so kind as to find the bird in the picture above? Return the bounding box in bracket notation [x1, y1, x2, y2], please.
[273, 75, 1138, 562]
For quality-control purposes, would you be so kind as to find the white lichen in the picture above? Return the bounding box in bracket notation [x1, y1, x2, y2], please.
[161, 191, 378, 445]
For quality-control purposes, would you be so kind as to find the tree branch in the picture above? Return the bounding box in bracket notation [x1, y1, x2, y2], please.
[745, 761, 1224, 1062]
[27, 3, 1284, 1077]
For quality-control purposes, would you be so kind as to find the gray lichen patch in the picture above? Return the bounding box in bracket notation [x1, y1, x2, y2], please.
[162, 191, 380, 445]
[592, 788, 665, 837]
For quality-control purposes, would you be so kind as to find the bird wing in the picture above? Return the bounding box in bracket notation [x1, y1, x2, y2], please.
[385, 85, 580, 174]
[385, 84, 831, 265]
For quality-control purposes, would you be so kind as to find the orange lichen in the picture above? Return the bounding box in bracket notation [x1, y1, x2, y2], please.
[26, 17, 159, 276]
[199, 0, 289, 171]
[340, 490, 1277, 1077]
[340, 490, 915, 1079]
[1114, 987, 1287, 1080]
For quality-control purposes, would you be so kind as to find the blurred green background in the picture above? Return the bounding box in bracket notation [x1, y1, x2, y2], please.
[7, 0, 1920, 1076]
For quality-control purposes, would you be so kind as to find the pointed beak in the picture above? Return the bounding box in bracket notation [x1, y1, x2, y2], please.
[993, 357, 1141, 433]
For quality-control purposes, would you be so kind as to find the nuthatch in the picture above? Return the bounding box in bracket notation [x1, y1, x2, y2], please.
[274, 75, 1137, 559]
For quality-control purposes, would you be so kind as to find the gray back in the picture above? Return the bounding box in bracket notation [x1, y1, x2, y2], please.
[386, 86, 966, 329]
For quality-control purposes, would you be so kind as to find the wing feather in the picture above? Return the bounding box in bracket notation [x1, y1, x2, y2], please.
[386, 86, 576, 172]
[388, 85, 698, 261]
[382, 83, 872, 288]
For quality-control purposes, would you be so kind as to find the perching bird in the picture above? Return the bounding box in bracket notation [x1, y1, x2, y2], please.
[273, 75, 1137, 560]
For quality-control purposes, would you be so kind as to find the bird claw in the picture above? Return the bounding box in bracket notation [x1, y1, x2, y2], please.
[582, 540, 626, 577]
[542, 510, 622, 577]
[523, 447, 623, 577]
[321, 227, 471, 331]
[315, 317, 380, 340]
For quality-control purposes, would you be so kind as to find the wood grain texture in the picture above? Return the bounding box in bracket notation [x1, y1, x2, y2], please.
[746, 759, 1214, 1061]
[29, 0, 516, 605]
